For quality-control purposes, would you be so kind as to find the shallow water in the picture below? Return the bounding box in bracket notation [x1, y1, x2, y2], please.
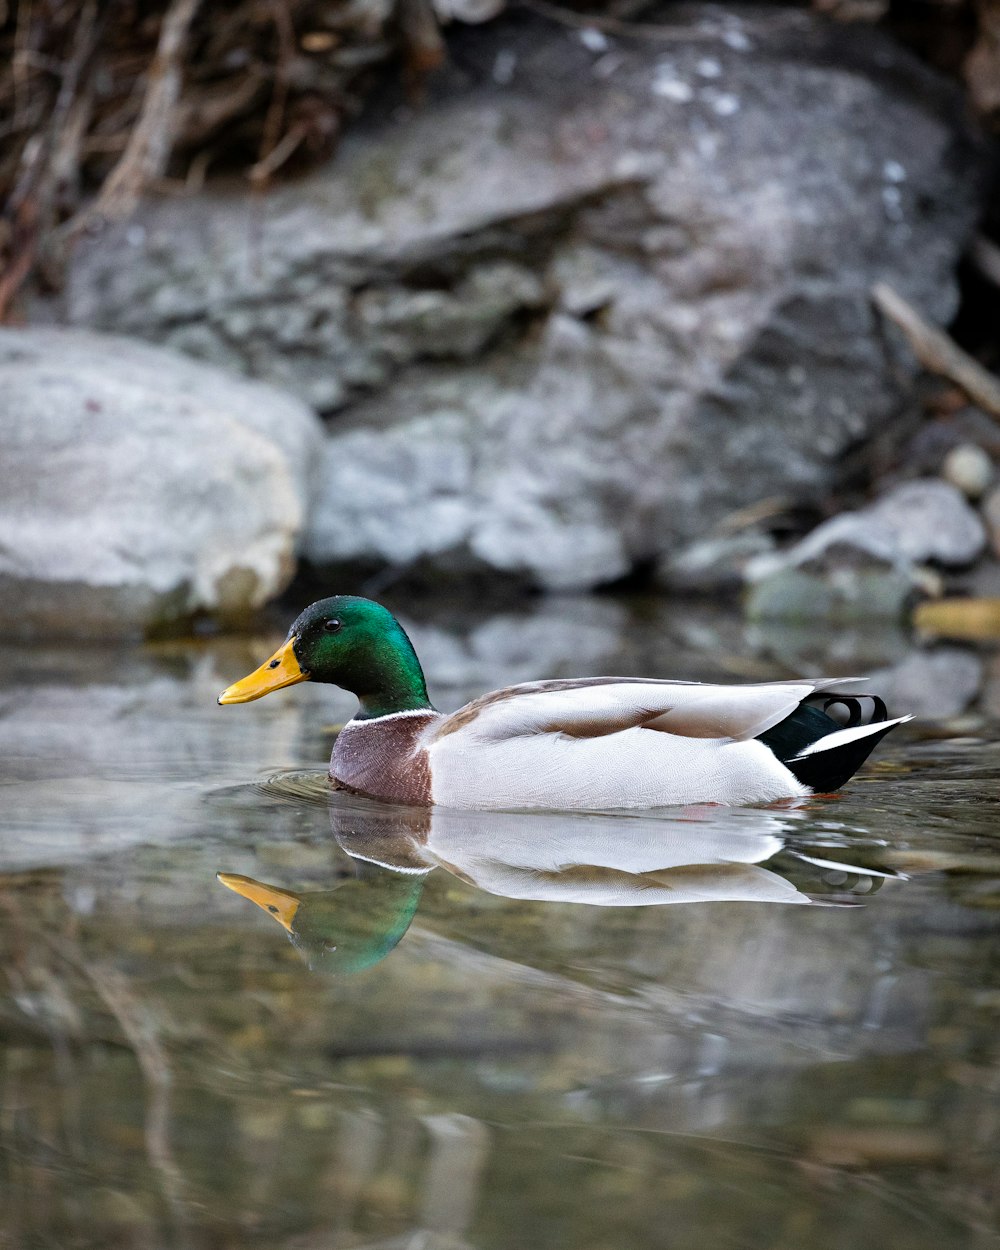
[2, 599, 1000, 1249]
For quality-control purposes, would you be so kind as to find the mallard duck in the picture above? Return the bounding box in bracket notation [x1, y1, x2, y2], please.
[218, 596, 909, 810]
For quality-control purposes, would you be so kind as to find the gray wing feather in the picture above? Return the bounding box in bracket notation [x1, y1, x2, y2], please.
[430, 676, 865, 743]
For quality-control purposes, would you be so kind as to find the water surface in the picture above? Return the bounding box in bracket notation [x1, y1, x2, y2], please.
[1, 600, 999, 1249]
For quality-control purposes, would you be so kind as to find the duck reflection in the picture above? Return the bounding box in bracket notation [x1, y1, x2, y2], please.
[218, 797, 892, 974]
[218, 863, 430, 976]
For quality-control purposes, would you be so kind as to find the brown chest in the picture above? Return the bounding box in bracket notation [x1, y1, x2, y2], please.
[330, 711, 439, 805]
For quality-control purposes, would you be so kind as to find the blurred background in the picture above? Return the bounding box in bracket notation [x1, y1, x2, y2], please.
[0, 0, 998, 651]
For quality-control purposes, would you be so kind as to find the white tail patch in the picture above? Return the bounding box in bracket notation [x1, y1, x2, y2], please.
[793, 715, 912, 759]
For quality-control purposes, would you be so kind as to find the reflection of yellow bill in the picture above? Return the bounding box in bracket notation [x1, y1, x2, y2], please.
[217, 638, 309, 704]
[216, 873, 300, 931]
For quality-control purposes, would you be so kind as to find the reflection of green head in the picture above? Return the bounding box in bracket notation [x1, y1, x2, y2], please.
[217, 860, 428, 975]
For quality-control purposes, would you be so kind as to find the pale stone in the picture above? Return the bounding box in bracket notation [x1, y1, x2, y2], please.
[0, 328, 323, 637]
[867, 480, 986, 566]
[941, 443, 994, 500]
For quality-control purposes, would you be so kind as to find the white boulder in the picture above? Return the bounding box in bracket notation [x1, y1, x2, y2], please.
[0, 328, 324, 637]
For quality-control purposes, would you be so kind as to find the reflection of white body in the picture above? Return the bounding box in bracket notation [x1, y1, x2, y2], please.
[339, 802, 812, 908]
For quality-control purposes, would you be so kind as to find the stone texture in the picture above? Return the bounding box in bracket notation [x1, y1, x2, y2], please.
[745, 479, 985, 621]
[55, 10, 985, 590]
[866, 480, 987, 566]
[0, 328, 323, 637]
[745, 557, 917, 624]
[870, 648, 984, 720]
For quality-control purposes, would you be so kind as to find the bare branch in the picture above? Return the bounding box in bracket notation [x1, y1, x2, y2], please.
[83, 0, 201, 224]
[871, 281, 1000, 420]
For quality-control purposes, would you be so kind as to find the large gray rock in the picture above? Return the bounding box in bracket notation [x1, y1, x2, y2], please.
[55, 10, 985, 590]
[0, 329, 323, 637]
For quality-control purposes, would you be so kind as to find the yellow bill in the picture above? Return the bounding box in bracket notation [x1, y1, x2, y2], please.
[218, 637, 309, 705]
[216, 873, 301, 932]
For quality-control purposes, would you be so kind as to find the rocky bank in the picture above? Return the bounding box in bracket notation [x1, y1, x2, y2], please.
[45, 8, 985, 601]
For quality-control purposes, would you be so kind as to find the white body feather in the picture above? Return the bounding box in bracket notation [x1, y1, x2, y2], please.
[426, 730, 809, 808]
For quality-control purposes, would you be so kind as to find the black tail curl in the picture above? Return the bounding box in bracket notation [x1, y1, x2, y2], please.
[756, 692, 896, 794]
[818, 694, 887, 728]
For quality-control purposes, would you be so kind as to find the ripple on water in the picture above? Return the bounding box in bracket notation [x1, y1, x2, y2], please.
[255, 767, 337, 809]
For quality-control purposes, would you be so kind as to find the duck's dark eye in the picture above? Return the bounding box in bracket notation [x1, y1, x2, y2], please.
[324, 618, 342, 633]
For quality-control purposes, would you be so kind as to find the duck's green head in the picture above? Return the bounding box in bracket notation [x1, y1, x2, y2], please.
[218, 596, 432, 720]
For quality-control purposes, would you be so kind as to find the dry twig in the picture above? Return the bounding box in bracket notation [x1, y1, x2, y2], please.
[871, 281, 1000, 419]
[252, 0, 297, 186]
[0, 0, 427, 313]
[81, 0, 201, 224]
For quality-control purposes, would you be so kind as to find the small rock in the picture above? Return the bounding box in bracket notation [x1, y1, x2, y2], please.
[745, 514, 917, 621]
[746, 479, 985, 622]
[913, 596, 1000, 642]
[902, 406, 1000, 477]
[867, 479, 985, 565]
[578, 27, 609, 53]
[433, 0, 505, 22]
[745, 563, 916, 623]
[651, 70, 693, 102]
[941, 443, 993, 500]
